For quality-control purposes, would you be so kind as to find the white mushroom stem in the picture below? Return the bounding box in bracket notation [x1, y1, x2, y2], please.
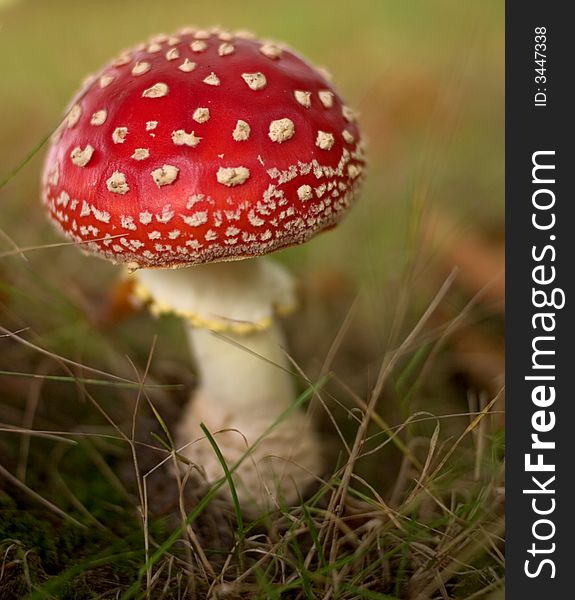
[187, 323, 295, 417]
[133, 258, 322, 512]
[179, 322, 321, 512]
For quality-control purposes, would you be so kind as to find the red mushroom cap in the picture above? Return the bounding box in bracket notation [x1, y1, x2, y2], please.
[42, 28, 366, 268]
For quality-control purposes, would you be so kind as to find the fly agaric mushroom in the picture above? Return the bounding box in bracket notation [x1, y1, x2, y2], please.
[42, 27, 365, 512]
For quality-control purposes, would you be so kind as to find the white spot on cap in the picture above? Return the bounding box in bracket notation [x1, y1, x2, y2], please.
[216, 166, 250, 187]
[165, 48, 180, 61]
[156, 205, 175, 223]
[182, 212, 208, 226]
[226, 226, 240, 237]
[167, 36, 180, 46]
[294, 90, 311, 108]
[193, 107, 210, 123]
[315, 184, 326, 198]
[191, 40, 208, 52]
[99, 75, 114, 88]
[218, 42, 235, 56]
[56, 190, 69, 207]
[316, 131, 335, 150]
[203, 72, 220, 86]
[242, 72, 267, 91]
[147, 43, 162, 53]
[106, 171, 129, 194]
[342, 130, 355, 144]
[235, 30, 256, 40]
[90, 110, 107, 126]
[342, 105, 357, 122]
[194, 30, 210, 39]
[297, 184, 313, 201]
[268, 118, 295, 143]
[178, 59, 196, 72]
[142, 82, 169, 98]
[139, 211, 153, 224]
[132, 148, 150, 160]
[318, 90, 334, 108]
[146, 121, 158, 131]
[171, 130, 201, 147]
[260, 43, 282, 59]
[79, 225, 94, 237]
[70, 145, 94, 167]
[248, 210, 264, 226]
[347, 164, 362, 179]
[113, 127, 128, 144]
[132, 61, 151, 76]
[113, 54, 131, 67]
[233, 120, 250, 141]
[151, 164, 179, 187]
[121, 215, 137, 231]
[66, 105, 81, 128]
[185, 195, 204, 210]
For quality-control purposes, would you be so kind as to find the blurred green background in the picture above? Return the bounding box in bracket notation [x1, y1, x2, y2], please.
[0, 0, 503, 272]
[0, 1, 504, 597]
[0, 0, 504, 403]
[0, 0, 504, 525]
[0, 0, 505, 424]
[0, 0, 505, 496]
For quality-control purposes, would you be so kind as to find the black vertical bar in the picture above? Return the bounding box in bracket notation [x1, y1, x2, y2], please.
[507, 2, 572, 598]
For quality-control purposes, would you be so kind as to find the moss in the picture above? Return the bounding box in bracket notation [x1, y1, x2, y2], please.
[0, 491, 144, 597]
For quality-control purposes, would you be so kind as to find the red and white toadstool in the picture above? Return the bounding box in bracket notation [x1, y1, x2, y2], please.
[42, 27, 366, 512]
